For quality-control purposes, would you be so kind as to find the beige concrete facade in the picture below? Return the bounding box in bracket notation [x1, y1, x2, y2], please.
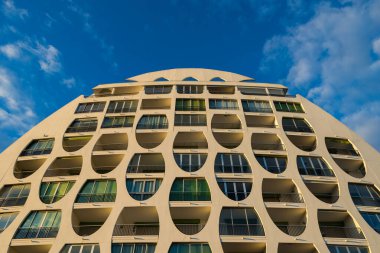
[0, 68, 379, 253]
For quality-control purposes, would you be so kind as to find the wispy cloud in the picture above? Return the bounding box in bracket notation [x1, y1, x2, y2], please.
[0, 43, 21, 59]
[61, 77, 76, 88]
[2, 0, 28, 20]
[261, 0, 380, 150]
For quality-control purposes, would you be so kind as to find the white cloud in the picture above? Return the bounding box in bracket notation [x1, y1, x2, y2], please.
[0, 43, 21, 59]
[2, 0, 28, 19]
[262, 0, 380, 150]
[62, 77, 76, 88]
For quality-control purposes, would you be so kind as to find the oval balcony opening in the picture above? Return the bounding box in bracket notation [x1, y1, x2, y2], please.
[262, 179, 304, 204]
[43, 156, 82, 178]
[212, 132, 243, 149]
[251, 133, 285, 152]
[63, 135, 93, 152]
[0, 184, 30, 208]
[173, 132, 208, 150]
[282, 117, 316, 151]
[174, 153, 207, 172]
[211, 114, 241, 129]
[266, 207, 307, 236]
[170, 206, 210, 235]
[72, 207, 112, 236]
[14, 158, 47, 179]
[39, 180, 75, 204]
[214, 153, 252, 174]
[255, 155, 287, 174]
[245, 115, 277, 128]
[93, 133, 128, 152]
[170, 178, 211, 202]
[92, 154, 124, 174]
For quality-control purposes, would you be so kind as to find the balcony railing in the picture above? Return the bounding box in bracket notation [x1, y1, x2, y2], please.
[0, 196, 28, 207]
[247, 122, 277, 128]
[175, 223, 205, 235]
[136, 123, 168, 129]
[73, 224, 102, 236]
[20, 148, 52, 156]
[212, 122, 241, 129]
[252, 143, 285, 151]
[13, 170, 36, 178]
[351, 196, 380, 207]
[298, 167, 335, 177]
[243, 107, 273, 113]
[129, 192, 156, 201]
[214, 165, 251, 174]
[14, 226, 59, 239]
[94, 143, 128, 151]
[106, 107, 137, 113]
[66, 125, 97, 133]
[327, 147, 360, 156]
[219, 223, 265, 236]
[170, 191, 211, 201]
[174, 121, 207, 126]
[320, 226, 365, 239]
[276, 224, 306, 236]
[113, 223, 159, 236]
[76, 193, 116, 203]
[175, 106, 206, 111]
[44, 167, 81, 177]
[40, 194, 67, 204]
[263, 192, 304, 203]
[283, 124, 313, 133]
[210, 106, 239, 110]
[127, 165, 165, 173]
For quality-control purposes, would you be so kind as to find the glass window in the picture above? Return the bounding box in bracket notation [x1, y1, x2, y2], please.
[169, 243, 211, 253]
[274, 101, 304, 112]
[327, 245, 369, 253]
[40, 181, 74, 204]
[126, 179, 162, 201]
[360, 212, 380, 233]
[145, 85, 172, 94]
[76, 180, 116, 203]
[20, 139, 54, 156]
[170, 178, 210, 201]
[111, 243, 156, 253]
[242, 100, 272, 113]
[107, 100, 138, 113]
[174, 153, 207, 172]
[101, 116, 134, 128]
[209, 99, 238, 110]
[183, 77, 198, 81]
[137, 115, 168, 129]
[75, 102, 105, 113]
[60, 244, 100, 253]
[214, 153, 251, 173]
[256, 155, 287, 174]
[66, 119, 97, 133]
[174, 114, 207, 126]
[0, 212, 18, 232]
[175, 99, 206, 111]
[176, 85, 203, 94]
[349, 184, 380, 207]
[282, 118, 313, 133]
[297, 156, 335, 177]
[0, 184, 30, 207]
[217, 180, 252, 201]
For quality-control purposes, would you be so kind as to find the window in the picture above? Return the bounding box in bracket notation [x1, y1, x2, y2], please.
[210, 77, 225, 82]
[282, 118, 313, 133]
[75, 102, 105, 113]
[174, 153, 207, 172]
[182, 77, 198, 81]
[274, 101, 304, 112]
[126, 179, 162, 201]
[40, 181, 75, 204]
[176, 99, 206, 111]
[242, 100, 272, 113]
[297, 156, 335, 177]
[170, 178, 211, 201]
[325, 138, 359, 156]
[145, 85, 172, 94]
[76, 180, 117, 203]
[61, 244, 100, 253]
[349, 184, 380, 207]
[66, 118, 97, 133]
[0, 184, 30, 207]
[361, 212, 380, 233]
[0, 212, 18, 232]
[217, 179, 252, 201]
[14, 210, 61, 239]
[112, 243, 156, 253]
[207, 86, 235, 94]
[214, 153, 251, 173]
[174, 114, 207, 126]
[137, 115, 168, 129]
[177, 85, 203, 94]
[169, 243, 211, 253]
[107, 100, 138, 113]
[209, 99, 238, 110]
[238, 87, 267, 96]
[154, 77, 168, 81]
[20, 139, 54, 156]
[256, 155, 287, 174]
[328, 245, 369, 253]
[102, 116, 134, 128]
[268, 88, 286, 96]
[219, 208, 263, 236]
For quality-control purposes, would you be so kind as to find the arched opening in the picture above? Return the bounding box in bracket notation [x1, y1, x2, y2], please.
[173, 132, 208, 150]
[93, 133, 128, 151]
[62, 135, 92, 152]
[92, 154, 124, 174]
[170, 206, 210, 235]
[14, 158, 47, 179]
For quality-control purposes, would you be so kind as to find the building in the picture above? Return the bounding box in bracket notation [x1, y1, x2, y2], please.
[0, 68, 379, 253]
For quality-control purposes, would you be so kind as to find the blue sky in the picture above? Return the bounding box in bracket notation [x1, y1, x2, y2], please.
[0, 0, 379, 152]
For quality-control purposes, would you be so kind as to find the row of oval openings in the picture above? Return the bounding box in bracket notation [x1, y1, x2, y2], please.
[60, 115, 317, 150]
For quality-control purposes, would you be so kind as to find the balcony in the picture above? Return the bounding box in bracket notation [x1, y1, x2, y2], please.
[238, 86, 267, 96]
[14, 226, 59, 239]
[213, 132, 243, 149]
[93, 133, 128, 152]
[333, 158, 365, 178]
[209, 99, 239, 110]
[140, 98, 171, 110]
[251, 133, 285, 152]
[176, 85, 203, 94]
[8, 246, 52, 253]
[14, 158, 47, 179]
[40, 181, 75, 204]
[62, 135, 92, 152]
[286, 134, 316, 152]
[304, 180, 339, 204]
[245, 115, 277, 128]
[113, 207, 159, 237]
[136, 115, 168, 130]
[72, 208, 111, 236]
[127, 153, 165, 174]
[75, 179, 116, 203]
[94, 86, 142, 97]
[222, 242, 266, 253]
[207, 85, 235, 94]
[0, 184, 30, 207]
[278, 243, 318, 253]
[325, 138, 360, 156]
[262, 179, 304, 204]
[65, 118, 98, 133]
[328, 245, 369, 253]
[173, 132, 208, 150]
[274, 101, 304, 113]
[106, 100, 138, 113]
[0, 212, 18, 232]
[217, 179, 253, 201]
[267, 207, 307, 236]
[170, 206, 210, 235]
[145, 85, 172, 94]
[92, 154, 124, 174]
[318, 210, 365, 240]
[43, 156, 82, 178]
[211, 114, 242, 130]
[282, 118, 313, 133]
[136, 132, 167, 149]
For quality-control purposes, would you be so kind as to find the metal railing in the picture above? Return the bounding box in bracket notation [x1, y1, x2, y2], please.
[129, 192, 156, 201]
[113, 223, 159, 236]
[214, 165, 251, 174]
[175, 224, 206, 235]
[252, 143, 285, 151]
[243, 107, 273, 113]
[65, 124, 97, 133]
[219, 223, 265, 236]
[73, 224, 102, 236]
[76, 193, 116, 203]
[0, 196, 28, 207]
[262, 192, 304, 203]
[319, 226, 365, 239]
[106, 107, 137, 113]
[175, 106, 206, 111]
[174, 121, 207, 126]
[40, 194, 66, 204]
[13, 170, 36, 178]
[93, 143, 128, 151]
[44, 167, 81, 177]
[351, 196, 380, 207]
[327, 147, 360, 156]
[101, 122, 133, 128]
[136, 123, 168, 129]
[276, 224, 306, 236]
[209, 106, 239, 110]
[127, 165, 165, 173]
[20, 148, 52, 156]
[298, 167, 335, 177]
[283, 124, 313, 133]
[14, 226, 59, 239]
[169, 191, 211, 201]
